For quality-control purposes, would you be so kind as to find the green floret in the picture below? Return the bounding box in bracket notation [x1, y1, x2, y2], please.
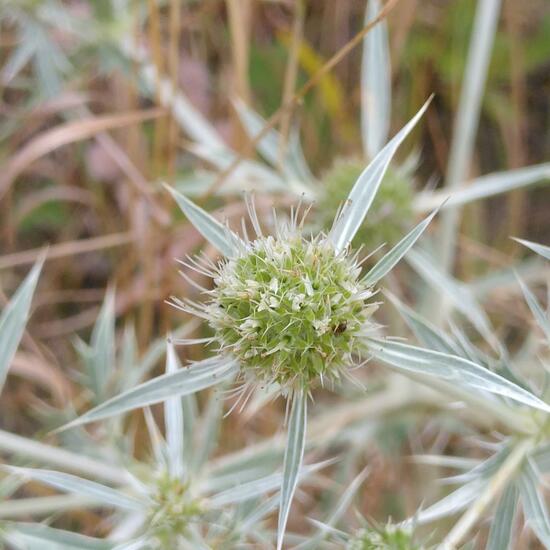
[317, 157, 414, 251]
[148, 473, 202, 546]
[207, 232, 377, 391]
[347, 524, 421, 550]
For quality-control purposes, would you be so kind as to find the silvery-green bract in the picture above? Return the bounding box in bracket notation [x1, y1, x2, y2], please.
[317, 157, 414, 252]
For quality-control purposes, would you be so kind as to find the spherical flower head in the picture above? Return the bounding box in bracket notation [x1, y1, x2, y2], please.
[317, 157, 414, 251]
[346, 523, 420, 550]
[207, 226, 378, 393]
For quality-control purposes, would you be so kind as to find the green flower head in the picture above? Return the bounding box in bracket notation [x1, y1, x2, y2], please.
[206, 215, 379, 393]
[347, 523, 421, 550]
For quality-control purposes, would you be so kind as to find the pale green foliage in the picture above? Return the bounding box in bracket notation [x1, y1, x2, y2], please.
[0, 257, 43, 394]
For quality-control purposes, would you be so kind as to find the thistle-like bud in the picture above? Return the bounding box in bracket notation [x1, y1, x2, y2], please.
[148, 473, 202, 546]
[346, 523, 420, 550]
[206, 220, 378, 394]
[317, 157, 414, 251]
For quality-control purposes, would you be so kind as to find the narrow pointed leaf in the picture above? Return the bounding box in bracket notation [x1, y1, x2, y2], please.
[193, 388, 225, 472]
[415, 479, 484, 524]
[164, 342, 185, 479]
[329, 98, 431, 253]
[0, 256, 43, 394]
[486, 483, 518, 550]
[165, 185, 242, 257]
[368, 338, 550, 414]
[6, 466, 144, 511]
[386, 292, 462, 355]
[87, 288, 115, 401]
[233, 99, 313, 184]
[407, 248, 501, 352]
[2, 522, 112, 550]
[516, 276, 550, 343]
[513, 238, 550, 261]
[113, 537, 150, 550]
[363, 209, 437, 286]
[277, 389, 307, 550]
[298, 467, 369, 549]
[209, 460, 329, 508]
[415, 162, 550, 213]
[361, 0, 391, 157]
[239, 494, 280, 531]
[62, 357, 239, 429]
[520, 461, 550, 547]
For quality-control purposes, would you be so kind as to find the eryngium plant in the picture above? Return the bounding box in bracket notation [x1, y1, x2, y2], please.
[58, 99, 550, 549]
[64, 99, 434, 549]
[202, 213, 378, 392]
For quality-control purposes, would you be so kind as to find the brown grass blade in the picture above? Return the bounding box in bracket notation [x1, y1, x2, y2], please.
[0, 108, 165, 199]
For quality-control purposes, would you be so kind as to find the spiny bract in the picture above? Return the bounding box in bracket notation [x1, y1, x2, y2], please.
[206, 224, 378, 392]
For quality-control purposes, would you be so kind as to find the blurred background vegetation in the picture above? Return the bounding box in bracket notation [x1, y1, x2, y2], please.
[0, 0, 549, 542]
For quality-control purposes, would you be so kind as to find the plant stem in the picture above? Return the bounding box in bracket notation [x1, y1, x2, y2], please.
[0, 430, 126, 485]
[440, 437, 535, 549]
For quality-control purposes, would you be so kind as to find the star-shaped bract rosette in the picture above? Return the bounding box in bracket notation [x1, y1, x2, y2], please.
[63, 98, 438, 549]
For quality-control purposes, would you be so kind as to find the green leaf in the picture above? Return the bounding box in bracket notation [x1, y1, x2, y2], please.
[406, 248, 501, 352]
[361, 0, 391, 157]
[2, 522, 112, 550]
[0, 256, 43, 394]
[486, 483, 518, 550]
[516, 276, 550, 343]
[415, 162, 550, 212]
[164, 342, 185, 479]
[238, 494, 280, 532]
[62, 356, 239, 429]
[363, 209, 437, 286]
[233, 99, 313, 184]
[209, 460, 328, 508]
[165, 185, 242, 257]
[298, 467, 369, 549]
[277, 389, 307, 550]
[519, 461, 550, 548]
[386, 292, 461, 355]
[513, 238, 550, 261]
[415, 479, 484, 524]
[368, 338, 550, 414]
[87, 288, 115, 401]
[5, 466, 145, 512]
[329, 97, 431, 253]
[192, 387, 224, 473]
[112, 538, 150, 550]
